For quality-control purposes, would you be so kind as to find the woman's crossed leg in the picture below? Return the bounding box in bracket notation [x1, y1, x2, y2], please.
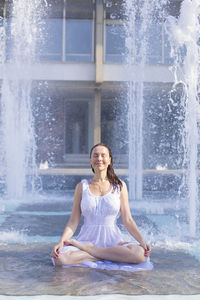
[53, 248, 97, 266]
[53, 239, 146, 266]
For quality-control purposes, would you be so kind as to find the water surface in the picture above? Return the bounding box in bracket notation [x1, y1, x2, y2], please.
[0, 193, 199, 296]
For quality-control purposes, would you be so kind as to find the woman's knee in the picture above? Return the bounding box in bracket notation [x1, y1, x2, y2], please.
[128, 245, 146, 264]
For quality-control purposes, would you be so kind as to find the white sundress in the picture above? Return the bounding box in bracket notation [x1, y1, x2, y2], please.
[76, 179, 124, 247]
[51, 179, 153, 272]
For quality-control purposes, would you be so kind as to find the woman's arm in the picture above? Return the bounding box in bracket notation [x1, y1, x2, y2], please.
[120, 181, 151, 256]
[51, 182, 82, 257]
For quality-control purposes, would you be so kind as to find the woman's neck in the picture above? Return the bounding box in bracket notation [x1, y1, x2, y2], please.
[93, 171, 108, 182]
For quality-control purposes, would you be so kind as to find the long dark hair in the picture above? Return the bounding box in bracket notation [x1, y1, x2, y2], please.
[90, 143, 122, 191]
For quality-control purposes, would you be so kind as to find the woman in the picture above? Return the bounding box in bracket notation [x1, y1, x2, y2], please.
[51, 143, 151, 267]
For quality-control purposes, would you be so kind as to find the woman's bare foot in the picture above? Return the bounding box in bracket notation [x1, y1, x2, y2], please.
[64, 239, 94, 252]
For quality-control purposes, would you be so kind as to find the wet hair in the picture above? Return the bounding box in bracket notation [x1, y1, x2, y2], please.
[90, 143, 122, 191]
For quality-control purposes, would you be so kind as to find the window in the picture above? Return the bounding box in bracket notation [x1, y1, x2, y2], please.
[65, 0, 94, 62]
[105, 0, 126, 63]
[105, 0, 126, 21]
[105, 23, 126, 63]
[134, 20, 163, 65]
[37, 0, 63, 61]
[143, 83, 183, 169]
[65, 100, 88, 154]
[163, 20, 186, 65]
[146, 23, 162, 64]
[101, 91, 128, 154]
[38, 18, 63, 61]
[37, 0, 94, 62]
[164, 28, 173, 65]
[65, 0, 93, 19]
[66, 19, 93, 62]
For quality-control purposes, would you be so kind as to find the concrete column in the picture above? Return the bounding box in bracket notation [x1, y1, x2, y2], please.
[88, 98, 94, 151]
[88, 0, 103, 148]
[88, 88, 101, 150]
[93, 87, 101, 145]
[95, 0, 104, 83]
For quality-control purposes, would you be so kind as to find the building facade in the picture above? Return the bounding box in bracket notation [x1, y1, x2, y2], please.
[0, 0, 183, 173]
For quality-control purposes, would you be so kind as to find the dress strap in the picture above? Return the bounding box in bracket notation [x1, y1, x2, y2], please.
[81, 179, 88, 191]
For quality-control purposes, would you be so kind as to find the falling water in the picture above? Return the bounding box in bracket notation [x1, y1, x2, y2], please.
[125, 0, 144, 201]
[165, 0, 200, 237]
[0, 0, 44, 199]
[126, 0, 200, 236]
[125, 0, 167, 200]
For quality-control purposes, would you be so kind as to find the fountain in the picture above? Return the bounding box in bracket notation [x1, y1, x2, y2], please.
[165, 0, 200, 237]
[125, 0, 168, 201]
[0, 0, 200, 295]
[0, 0, 44, 199]
[0, 0, 199, 236]
[126, 0, 200, 237]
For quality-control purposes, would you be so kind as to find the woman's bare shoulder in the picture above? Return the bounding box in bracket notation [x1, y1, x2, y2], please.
[119, 179, 128, 190]
[73, 182, 83, 200]
[76, 181, 82, 189]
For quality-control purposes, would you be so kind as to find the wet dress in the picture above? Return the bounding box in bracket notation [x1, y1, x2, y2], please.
[51, 179, 153, 272]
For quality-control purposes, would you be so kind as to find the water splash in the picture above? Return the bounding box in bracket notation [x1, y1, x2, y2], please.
[0, 0, 44, 199]
[125, 0, 168, 200]
[165, 0, 200, 237]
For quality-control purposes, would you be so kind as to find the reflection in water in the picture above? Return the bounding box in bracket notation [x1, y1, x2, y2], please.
[0, 243, 199, 296]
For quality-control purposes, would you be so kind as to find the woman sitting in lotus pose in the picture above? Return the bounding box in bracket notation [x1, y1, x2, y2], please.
[51, 143, 151, 266]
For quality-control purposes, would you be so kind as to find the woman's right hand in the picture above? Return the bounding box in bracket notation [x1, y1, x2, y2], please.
[50, 242, 63, 259]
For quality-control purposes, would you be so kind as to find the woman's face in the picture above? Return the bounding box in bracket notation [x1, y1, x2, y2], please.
[90, 146, 111, 172]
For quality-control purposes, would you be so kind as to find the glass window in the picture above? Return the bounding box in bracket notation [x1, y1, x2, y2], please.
[135, 22, 162, 64]
[65, 101, 88, 154]
[65, 19, 93, 62]
[164, 30, 173, 65]
[105, 24, 126, 63]
[101, 94, 128, 154]
[33, 87, 66, 165]
[146, 23, 162, 64]
[45, 0, 64, 18]
[65, 0, 94, 19]
[165, 1, 182, 18]
[164, 26, 187, 66]
[143, 83, 183, 169]
[36, 0, 63, 62]
[105, 0, 126, 20]
[37, 18, 63, 62]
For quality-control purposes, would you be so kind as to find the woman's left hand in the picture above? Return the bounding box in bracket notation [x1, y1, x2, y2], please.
[140, 242, 151, 257]
[144, 244, 151, 257]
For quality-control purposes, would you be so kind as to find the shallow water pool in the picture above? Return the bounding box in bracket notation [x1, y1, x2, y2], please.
[0, 191, 200, 296]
